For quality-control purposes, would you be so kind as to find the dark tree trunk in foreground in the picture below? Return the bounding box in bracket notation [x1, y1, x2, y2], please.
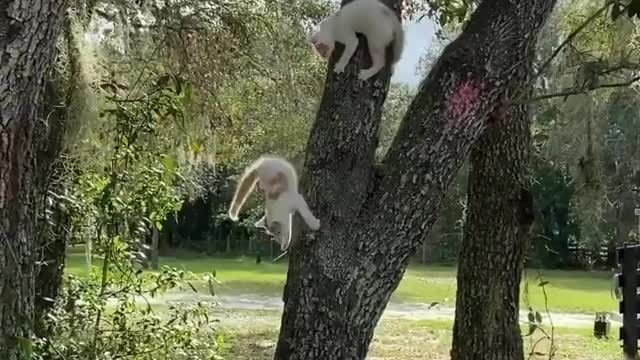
[451, 106, 534, 360]
[0, 1, 67, 358]
[274, 0, 556, 358]
[34, 161, 71, 338]
[33, 15, 80, 337]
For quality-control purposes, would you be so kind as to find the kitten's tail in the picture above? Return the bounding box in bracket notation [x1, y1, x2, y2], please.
[390, 14, 405, 65]
[228, 166, 259, 221]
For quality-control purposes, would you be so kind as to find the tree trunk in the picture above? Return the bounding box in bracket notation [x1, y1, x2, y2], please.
[33, 80, 68, 338]
[226, 232, 232, 253]
[34, 176, 72, 338]
[451, 106, 534, 359]
[151, 225, 159, 270]
[421, 233, 430, 264]
[33, 14, 80, 336]
[0, 0, 68, 358]
[274, 0, 556, 358]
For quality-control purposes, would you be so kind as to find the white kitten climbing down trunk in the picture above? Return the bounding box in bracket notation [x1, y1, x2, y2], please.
[253, 191, 319, 250]
[227, 155, 320, 251]
[309, 0, 405, 81]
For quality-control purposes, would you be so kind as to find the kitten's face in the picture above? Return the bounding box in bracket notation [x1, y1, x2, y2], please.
[262, 173, 287, 199]
[313, 41, 332, 59]
[309, 29, 333, 59]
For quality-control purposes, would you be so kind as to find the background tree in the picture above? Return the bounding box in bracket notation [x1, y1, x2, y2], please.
[453, 1, 640, 359]
[528, 0, 640, 268]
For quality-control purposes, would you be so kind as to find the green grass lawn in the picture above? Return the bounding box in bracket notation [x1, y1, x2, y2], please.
[214, 309, 619, 360]
[65, 246, 617, 314]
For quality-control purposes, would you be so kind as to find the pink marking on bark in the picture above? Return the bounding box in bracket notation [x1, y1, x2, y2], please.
[447, 80, 481, 118]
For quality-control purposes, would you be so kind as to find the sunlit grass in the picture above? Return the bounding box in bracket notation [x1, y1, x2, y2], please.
[65, 245, 617, 314]
[215, 309, 619, 360]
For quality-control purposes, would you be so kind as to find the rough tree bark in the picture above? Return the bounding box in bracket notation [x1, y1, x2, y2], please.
[274, 0, 557, 359]
[451, 105, 535, 359]
[0, 0, 68, 358]
[33, 13, 81, 337]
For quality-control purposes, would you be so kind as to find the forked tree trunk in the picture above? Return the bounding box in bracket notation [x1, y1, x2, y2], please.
[451, 105, 534, 359]
[0, 1, 67, 358]
[274, 0, 556, 359]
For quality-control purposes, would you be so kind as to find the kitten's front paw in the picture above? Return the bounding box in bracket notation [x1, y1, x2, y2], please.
[280, 239, 289, 251]
[308, 217, 320, 231]
[254, 218, 266, 229]
[358, 69, 376, 81]
[334, 62, 347, 74]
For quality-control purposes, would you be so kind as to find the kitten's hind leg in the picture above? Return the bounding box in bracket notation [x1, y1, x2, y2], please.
[279, 214, 293, 251]
[358, 47, 385, 81]
[293, 193, 320, 230]
[334, 33, 359, 74]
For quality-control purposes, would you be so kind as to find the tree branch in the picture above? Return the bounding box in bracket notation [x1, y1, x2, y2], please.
[517, 75, 640, 104]
[535, 0, 614, 79]
[599, 61, 639, 76]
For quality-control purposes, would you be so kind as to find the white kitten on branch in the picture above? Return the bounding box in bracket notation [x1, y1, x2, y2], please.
[228, 155, 320, 251]
[309, 0, 405, 81]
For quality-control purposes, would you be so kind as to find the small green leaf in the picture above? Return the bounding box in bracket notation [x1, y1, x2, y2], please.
[163, 156, 177, 173]
[191, 139, 203, 154]
[16, 336, 33, 357]
[527, 312, 535, 323]
[184, 82, 194, 100]
[535, 311, 543, 323]
[523, 324, 537, 336]
[538, 281, 549, 287]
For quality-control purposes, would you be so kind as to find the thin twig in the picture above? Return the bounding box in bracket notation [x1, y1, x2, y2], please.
[515, 75, 640, 104]
[535, 1, 614, 79]
[599, 61, 638, 76]
[126, 42, 162, 101]
[537, 271, 557, 360]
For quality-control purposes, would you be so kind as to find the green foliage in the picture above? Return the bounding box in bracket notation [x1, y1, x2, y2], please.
[35, 0, 338, 351]
[404, 0, 476, 35]
[524, 0, 640, 268]
[530, 158, 580, 268]
[35, 71, 220, 358]
[33, 266, 220, 359]
[415, 0, 640, 268]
